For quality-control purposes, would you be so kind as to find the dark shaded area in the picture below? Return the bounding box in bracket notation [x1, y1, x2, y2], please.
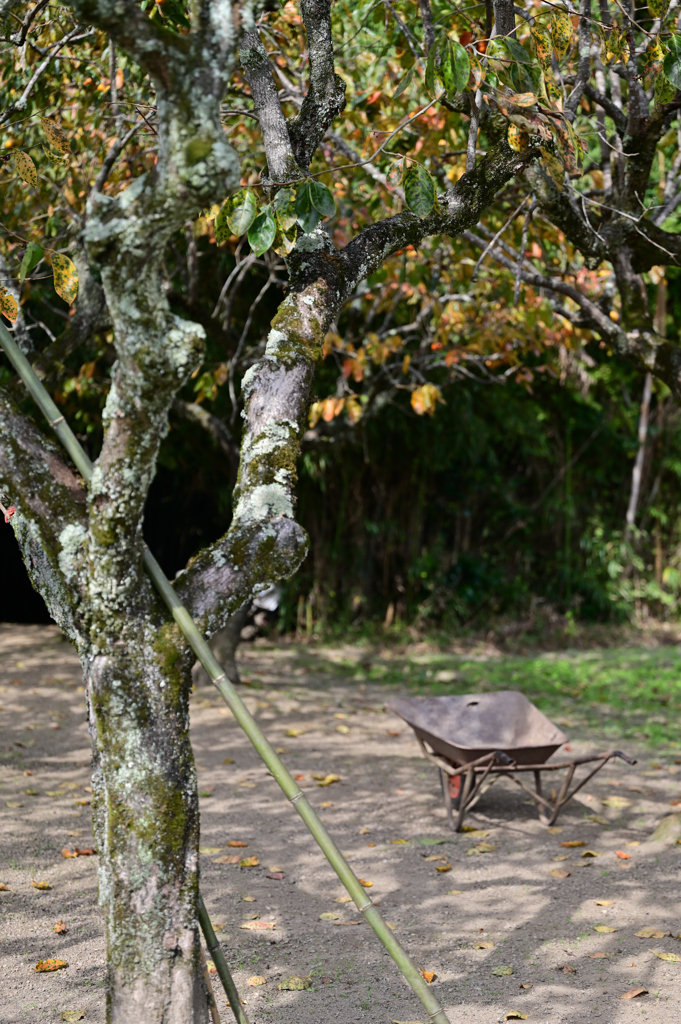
[0, 525, 52, 624]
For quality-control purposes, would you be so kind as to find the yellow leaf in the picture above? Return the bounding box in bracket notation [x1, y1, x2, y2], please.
[550, 9, 572, 60]
[213, 854, 239, 864]
[247, 975, 267, 987]
[595, 900, 615, 906]
[561, 840, 586, 848]
[50, 253, 78, 306]
[278, 976, 312, 991]
[227, 840, 248, 847]
[35, 958, 68, 972]
[594, 924, 617, 933]
[507, 124, 529, 152]
[580, 850, 600, 858]
[505, 1012, 529, 1020]
[474, 940, 494, 949]
[0, 289, 18, 324]
[239, 856, 259, 868]
[334, 895, 353, 903]
[635, 928, 666, 938]
[411, 383, 444, 416]
[447, 889, 463, 895]
[285, 727, 306, 738]
[316, 773, 340, 787]
[650, 949, 681, 962]
[601, 795, 631, 809]
[199, 847, 222, 854]
[40, 117, 70, 155]
[61, 1012, 85, 1022]
[319, 911, 339, 920]
[358, 878, 373, 887]
[420, 968, 437, 983]
[336, 724, 350, 735]
[550, 868, 570, 878]
[242, 895, 257, 901]
[32, 880, 51, 890]
[14, 151, 37, 187]
[436, 863, 452, 872]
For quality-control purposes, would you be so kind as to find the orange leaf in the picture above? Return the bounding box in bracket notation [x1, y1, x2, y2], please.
[35, 959, 68, 972]
[615, 851, 630, 860]
[227, 841, 248, 847]
[53, 920, 67, 934]
[420, 968, 437, 984]
[621, 987, 648, 999]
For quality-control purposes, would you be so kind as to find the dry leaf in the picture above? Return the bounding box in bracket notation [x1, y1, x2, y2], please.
[239, 857, 259, 868]
[436, 864, 452, 873]
[336, 724, 350, 734]
[316, 774, 340, 787]
[319, 912, 339, 921]
[32, 880, 51, 890]
[213, 855, 239, 864]
[391, 839, 409, 845]
[468, 842, 494, 856]
[386, 922, 397, 929]
[386, 730, 401, 737]
[550, 869, 570, 878]
[285, 728, 305, 738]
[505, 1012, 528, 1020]
[266, 872, 284, 880]
[594, 925, 617, 933]
[320, 801, 333, 807]
[474, 941, 494, 949]
[424, 855, 445, 862]
[227, 841, 248, 847]
[447, 889, 463, 895]
[223, 757, 235, 764]
[335, 895, 353, 903]
[359, 828, 371, 835]
[240, 920, 275, 931]
[40, 117, 70, 154]
[278, 976, 312, 991]
[551, 855, 570, 861]
[519, 983, 533, 989]
[649, 949, 681, 962]
[635, 928, 666, 938]
[199, 847, 222, 854]
[561, 840, 586, 848]
[581, 850, 600, 858]
[420, 968, 437, 983]
[61, 1012, 85, 1022]
[0, 883, 11, 891]
[595, 900, 615, 906]
[588, 952, 611, 959]
[492, 965, 514, 976]
[460, 825, 481, 833]
[615, 851, 630, 860]
[601, 796, 631, 808]
[47, 790, 66, 798]
[74, 799, 90, 806]
[546, 827, 563, 833]
[50, 253, 78, 306]
[53, 920, 67, 934]
[560, 964, 576, 974]
[35, 959, 68, 972]
[358, 878, 373, 887]
[247, 975, 267, 987]
[621, 986, 648, 999]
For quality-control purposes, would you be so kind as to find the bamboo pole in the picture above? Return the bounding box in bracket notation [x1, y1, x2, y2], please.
[0, 322, 451, 1024]
[199, 897, 250, 1024]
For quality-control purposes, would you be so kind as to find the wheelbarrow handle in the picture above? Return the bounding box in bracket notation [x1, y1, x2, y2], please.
[613, 750, 637, 766]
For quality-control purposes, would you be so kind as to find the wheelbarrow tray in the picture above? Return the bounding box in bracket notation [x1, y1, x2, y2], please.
[387, 691, 568, 767]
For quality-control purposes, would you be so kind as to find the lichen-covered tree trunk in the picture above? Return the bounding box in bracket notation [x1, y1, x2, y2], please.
[85, 624, 207, 1022]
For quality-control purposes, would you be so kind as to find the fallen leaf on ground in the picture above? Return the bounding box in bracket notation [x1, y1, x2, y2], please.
[242, 896, 257, 902]
[223, 757, 234, 764]
[32, 880, 51, 890]
[0, 883, 11, 891]
[560, 964, 576, 974]
[424, 855, 446, 862]
[546, 827, 563, 833]
[447, 889, 463, 895]
[199, 847, 222, 855]
[551, 855, 570, 861]
[418, 838, 448, 845]
[334, 895, 353, 903]
[320, 801, 333, 807]
[436, 864, 452, 872]
[601, 796, 631, 808]
[550, 869, 570, 878]
[621, 987, 648, 999]
[53, 921, 67, 934]
[588, 952, 612, 959]
[247, 975, 267, 987]
[367, 842, 377, 847]
[391, 839, 409, 845]
[492, 965, 514, 976]
[46, 790, 65, 797]
[615, 851, 630, 860]
[60, 1012, 85, 1022]
[35, 959, 67, 972]
[266, 872, 284, 881]
[589, 815, 609, 825]
[6, 801, 23, 808]
[581, 850, 600, 858]
[505, 1012, 528, 1020]
[319, 912, 339, 921]
[213, 855, 239, 864]
[390, 1020, 424, 1023]
[386, 730, 401, 737]
[205, 960, 216, 973]
[519, 983, 533, 989]
[336, 724, 350, 734]
[285, 728, 306, 738]
[463, 829, 489, 838]
[358, 878, 373, 887]
[24, 788, 38, 796]
[468, 842, 494, 856]
[626, 841, 641, 846]
[274, 747, 287, 754]
[420, 969, 437, 983]
[278, 976, 312, 991]
[239, 857, 259, 868]
[315, 774, 340, 787]
[295, 774, 305, 781]
[359, 828, 370, 835]
[561, 841, 586, 848]
[649, 949, 681, 962]
[635, 928, 666, 938]
[240, 920, 275, 931]
[594, 925, 617, 933]
[474, 941, 494, 949]
[386, 922, 397, 929]
[227, 841, 248, 847]
[595, 900, 615, 906]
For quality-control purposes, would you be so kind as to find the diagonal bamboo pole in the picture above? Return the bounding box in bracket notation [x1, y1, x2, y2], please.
[0, 322, 451, 1024]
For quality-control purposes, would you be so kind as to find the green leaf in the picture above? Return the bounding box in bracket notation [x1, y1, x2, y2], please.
[247, 210, 276, 256]
[403, 165, 436, 218]
[274, 187, 297, 232]
[394, 65, 415, 99]
[425, 42, 438, 97]
[505, 37, 532, 65]
[309, 180, 336, 217]
[655, 71, 677, 104]
[295, 181, 322, 233]
[443, 40, 470, 94]
[663, 35, 681, 89]
[19, 242, 44, 283]
[215, 188, 258, 242]
[649, 0, 668, 17]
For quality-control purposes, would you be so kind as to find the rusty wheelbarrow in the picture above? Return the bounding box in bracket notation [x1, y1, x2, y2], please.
[387, 691, 636, 831]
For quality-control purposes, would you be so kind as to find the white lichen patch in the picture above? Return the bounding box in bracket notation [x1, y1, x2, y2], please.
[264, 329, 288, 360]
[233, 483, 293, 523]
[58, 523, 88, 583]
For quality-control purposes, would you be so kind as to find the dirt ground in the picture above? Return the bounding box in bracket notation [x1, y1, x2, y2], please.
[2, 624, 681, 1024]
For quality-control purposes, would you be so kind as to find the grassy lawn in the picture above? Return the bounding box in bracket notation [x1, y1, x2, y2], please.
[306, 643, 681, 755]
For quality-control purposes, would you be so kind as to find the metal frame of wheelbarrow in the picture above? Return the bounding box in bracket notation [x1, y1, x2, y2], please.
[416, 737, 637, 831]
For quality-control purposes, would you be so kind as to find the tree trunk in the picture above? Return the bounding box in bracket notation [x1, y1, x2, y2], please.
[86, 622, 209, 1023]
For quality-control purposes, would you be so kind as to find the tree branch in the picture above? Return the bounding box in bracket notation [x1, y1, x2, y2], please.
[565, 0, 592, 118]
[240, 29, 298, 180]
[287, 0, 346, 170]
[417, 0, 435, 53]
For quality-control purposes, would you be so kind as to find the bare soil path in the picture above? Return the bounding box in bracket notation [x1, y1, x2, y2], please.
[1, 624, 681, 1024]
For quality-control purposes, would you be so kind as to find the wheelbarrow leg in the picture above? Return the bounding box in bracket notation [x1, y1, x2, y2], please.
[455, 765, 474, 832]
[441, 768, 454, 830]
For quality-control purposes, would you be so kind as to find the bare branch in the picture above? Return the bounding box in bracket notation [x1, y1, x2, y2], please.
[417, 0, 435, 53]
[240, 29, 298, 180]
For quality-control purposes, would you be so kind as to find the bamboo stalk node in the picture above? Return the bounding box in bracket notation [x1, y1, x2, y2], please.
[358, 900, 374, 913]
[288, 791, 304, 804]
[49, 415, 66, 427]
